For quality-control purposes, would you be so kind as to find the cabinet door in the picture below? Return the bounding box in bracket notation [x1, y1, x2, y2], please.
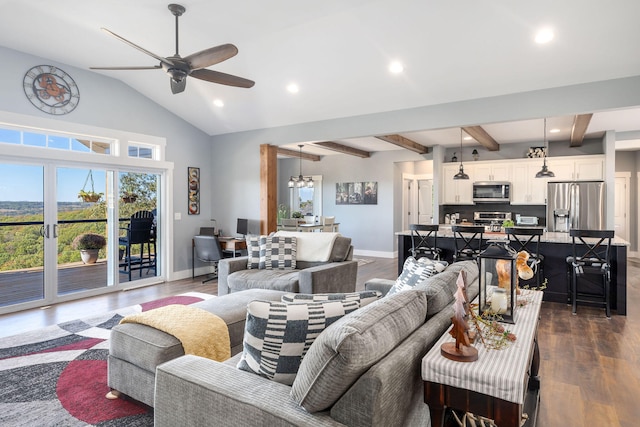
[574, 158, 604, 180]
[510, 163, 529, 204]
[546, 158, 574, 181]
[511, 161, 548, 205]
[442, 164, 461, 204]
[473, 164, 493, 181]
[491, 163, 512, 182]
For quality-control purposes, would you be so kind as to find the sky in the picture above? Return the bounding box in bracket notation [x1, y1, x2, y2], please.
[0, 164, 107, 202]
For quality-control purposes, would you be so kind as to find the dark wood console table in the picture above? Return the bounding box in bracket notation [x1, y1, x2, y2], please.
[423, 291, 542, 427]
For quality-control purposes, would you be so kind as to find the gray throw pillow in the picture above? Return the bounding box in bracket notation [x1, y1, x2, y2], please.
[290, 289, 428, 412]
[237, 299, 359, 385]
[388, 256, 448, 296]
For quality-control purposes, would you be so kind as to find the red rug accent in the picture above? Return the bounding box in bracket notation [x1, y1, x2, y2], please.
[140, 295, 204, 311]
[57, 359, 147, 424]
[0, 292, 214, 426]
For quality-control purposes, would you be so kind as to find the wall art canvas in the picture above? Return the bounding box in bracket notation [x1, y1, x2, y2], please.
[188, 167, 200, 215]
[336, 181, 377, 205]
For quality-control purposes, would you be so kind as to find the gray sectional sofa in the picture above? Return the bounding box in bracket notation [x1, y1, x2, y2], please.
[154, 260, 479, 427]
[218, 233, 357, 296]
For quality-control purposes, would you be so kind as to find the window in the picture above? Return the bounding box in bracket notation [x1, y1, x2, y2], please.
[128, 143, 154, 159]
[0, 125, 114, 155]
[290, 175, 322, 217]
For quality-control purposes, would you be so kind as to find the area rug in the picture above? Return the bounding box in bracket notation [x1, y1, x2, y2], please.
[0, 292, 215, 426]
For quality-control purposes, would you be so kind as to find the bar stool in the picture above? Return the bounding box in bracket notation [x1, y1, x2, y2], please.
[409, 224, 442, 260]
[451, 225, 485, 262]
[504, 227, 544, 288]
[566, 229, 614, 318]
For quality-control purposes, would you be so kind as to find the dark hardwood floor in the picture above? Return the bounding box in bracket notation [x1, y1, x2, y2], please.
[0, 256, 637, 426]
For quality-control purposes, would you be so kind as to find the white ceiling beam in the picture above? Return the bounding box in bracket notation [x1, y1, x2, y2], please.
[313, 141, 370, 158]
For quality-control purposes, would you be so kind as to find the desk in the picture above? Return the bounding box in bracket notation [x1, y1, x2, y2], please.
[422, 290, 542, 427]
[218, 237, 247, 256]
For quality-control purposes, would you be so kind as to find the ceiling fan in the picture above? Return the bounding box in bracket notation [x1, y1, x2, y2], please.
[90, 3, 255, 94]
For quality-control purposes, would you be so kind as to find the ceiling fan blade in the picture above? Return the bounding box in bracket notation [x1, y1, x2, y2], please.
[90, 65, 162, 70]
[101, 28, 174, 66]
[191, 69, 255, 88]
[170, 77, 187, 94]
[184, 44, 238, 70]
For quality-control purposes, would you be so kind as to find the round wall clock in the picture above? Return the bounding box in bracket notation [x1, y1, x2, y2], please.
[23, 65, 80, 115]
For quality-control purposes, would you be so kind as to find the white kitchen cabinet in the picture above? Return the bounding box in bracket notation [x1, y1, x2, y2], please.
[473, 162, 512, 182]
[441, 163, 474, 204]
[511, 160, 549, 205]
[547, 155, 604, 181]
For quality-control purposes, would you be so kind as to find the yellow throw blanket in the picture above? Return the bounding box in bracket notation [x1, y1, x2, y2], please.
[120, 304, 231, 362]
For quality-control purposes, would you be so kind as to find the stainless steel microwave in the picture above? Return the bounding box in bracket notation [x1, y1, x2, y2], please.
[472, 181, 510, 203]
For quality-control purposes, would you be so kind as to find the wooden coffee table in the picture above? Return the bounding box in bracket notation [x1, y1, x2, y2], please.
[422, 290, 542, 427]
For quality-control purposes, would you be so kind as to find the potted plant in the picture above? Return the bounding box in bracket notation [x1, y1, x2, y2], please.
[78, 190, 103, 203]
[121, 192, 138, 203]
[72, 233, 107, 264]
[291, 211, 303, 219]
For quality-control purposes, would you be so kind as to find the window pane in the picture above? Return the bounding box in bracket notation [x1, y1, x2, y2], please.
[93, 142, 111, 155]
[71, 138, 91, 153]
[128, 146, 139, 157]
[139, 147, 153, 159]
[0, 129, 20, 144]
[23, 132, 46, 147]
[48, 135, 70, 150]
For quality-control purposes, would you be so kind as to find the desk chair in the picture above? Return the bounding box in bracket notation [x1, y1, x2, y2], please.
[119, 210, 156, 281]
[451, 225, 485, 262]
[193, 235, 224, 283]
[566, 229, 614, 318]
[409, 224, 441, 260]
[322, 216, 335, 232]
[504, 227, 544, 287]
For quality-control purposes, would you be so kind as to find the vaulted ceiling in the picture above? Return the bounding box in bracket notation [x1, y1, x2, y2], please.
[2, 1, 640, 157]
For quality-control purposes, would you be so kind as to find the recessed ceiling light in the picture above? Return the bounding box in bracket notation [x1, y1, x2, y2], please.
[463, 136, 473, 141]
[389, 61, 404, 74]
[213, 99, 224, 107]
[535, 28, 554, 44]
[287, 83, 299, 94]
[549, 128, 560, 133]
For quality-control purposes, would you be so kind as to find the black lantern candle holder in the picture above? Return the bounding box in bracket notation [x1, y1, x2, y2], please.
[478, 242, 518, 324]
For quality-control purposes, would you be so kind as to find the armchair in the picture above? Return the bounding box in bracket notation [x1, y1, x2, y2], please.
[217, 232, 357, 296]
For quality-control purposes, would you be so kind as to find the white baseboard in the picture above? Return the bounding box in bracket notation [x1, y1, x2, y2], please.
[352, 249, 396, 259]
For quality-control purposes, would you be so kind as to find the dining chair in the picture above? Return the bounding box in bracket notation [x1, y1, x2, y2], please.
[280, 218, 300, 231]
[322, 216, 335, 232]
[409, 224, 441, 260]
[566, 229, 614, 318]
[451, 225, 485, 262]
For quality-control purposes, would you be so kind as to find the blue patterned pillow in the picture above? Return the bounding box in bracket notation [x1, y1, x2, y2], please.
[237, 299, 359, 385]
[281, 290, 381, 308]
[388, 256, 448, 295]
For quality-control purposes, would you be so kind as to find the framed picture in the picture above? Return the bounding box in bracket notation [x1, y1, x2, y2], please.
[527, 147, 546, 158]
[336, 181, 378, 205]
[188, 167, 200, 215]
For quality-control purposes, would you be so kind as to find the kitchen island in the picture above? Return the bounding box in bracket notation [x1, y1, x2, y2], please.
[397, 226, 628, 315]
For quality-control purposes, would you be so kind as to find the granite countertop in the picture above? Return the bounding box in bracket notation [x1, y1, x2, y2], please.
[398, 225, 629, 246]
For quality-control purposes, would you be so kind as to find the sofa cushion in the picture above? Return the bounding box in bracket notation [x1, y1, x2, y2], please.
[227, 269, 300, 293]
[281, 290, 381, 307]
[415, 260, 479, 317]
[388, 256, 448, 296]
[237, 299, 360, 385]
[290, 289, 428, 413]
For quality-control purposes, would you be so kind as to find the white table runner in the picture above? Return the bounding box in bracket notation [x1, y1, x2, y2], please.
[422, 290, 543, 404]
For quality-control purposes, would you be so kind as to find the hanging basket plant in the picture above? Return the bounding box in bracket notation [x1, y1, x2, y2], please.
[78, 170, 103, 203]
[121, 193, 138, 203]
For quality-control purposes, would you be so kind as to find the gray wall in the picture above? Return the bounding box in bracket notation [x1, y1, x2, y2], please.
[0, 46, 212, 274]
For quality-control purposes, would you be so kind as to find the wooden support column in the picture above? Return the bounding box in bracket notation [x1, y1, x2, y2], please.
[260, 144, 278, 235]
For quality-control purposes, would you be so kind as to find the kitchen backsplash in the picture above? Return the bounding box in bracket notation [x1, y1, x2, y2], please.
[440, 204, 547, 227]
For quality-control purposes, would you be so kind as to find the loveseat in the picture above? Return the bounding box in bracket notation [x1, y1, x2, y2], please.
[154, 260, 479, 427]
[218, 232, 358, 296]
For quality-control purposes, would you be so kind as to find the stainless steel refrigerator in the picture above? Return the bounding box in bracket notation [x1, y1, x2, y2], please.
[546, 181, 605, 232]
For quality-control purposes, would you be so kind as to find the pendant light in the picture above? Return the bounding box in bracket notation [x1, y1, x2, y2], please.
[288, 144, 314, 188]
[453, 128, 469, 180]
[535, 118, 555, 178]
